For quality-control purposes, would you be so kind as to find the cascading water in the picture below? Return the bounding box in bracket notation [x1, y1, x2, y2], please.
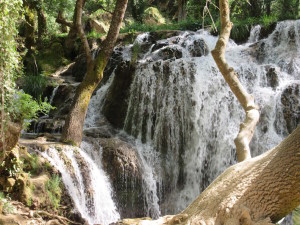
[119, 20, 299, 214]
[73, 19, 300, 219]
[39, 142, 120, 225]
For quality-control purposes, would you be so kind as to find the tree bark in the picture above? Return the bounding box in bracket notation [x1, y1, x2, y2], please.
[37, 9, 47, 42]
[177, 0, 187, 21]
[61, 0, 128, 146]
[127, 125, 300, 225]
[211, 0, 259, 162]
[176, 125, 300, 225]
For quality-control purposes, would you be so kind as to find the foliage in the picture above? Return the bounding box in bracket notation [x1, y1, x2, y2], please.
[22, 74, 48, 100]
[85, 0, 115, 14]
[121, 19, 203, 34]
[7, 91, 54, 127]
[131, 43, 141, 65]
[0, 192, 15, 214]
[130, 0, 146, 22]
[0, 0, 23, 146]
[43, 0, 76, 35]
[46, 175, 62, 210]
[28, 153, 41, 175]
[143, 7, 166, 24]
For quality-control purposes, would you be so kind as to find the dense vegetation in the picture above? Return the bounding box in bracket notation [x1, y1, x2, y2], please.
[0, 0, 299, 223]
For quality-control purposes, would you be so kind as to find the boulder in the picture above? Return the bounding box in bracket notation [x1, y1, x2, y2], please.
[265, 66, 279, 89]
[143, 7, 166, 26]
[186, 39, 209, 57]
[83, 126, 117, 138]
[89, 19, 109, 34]
[100, 138, 145, 218]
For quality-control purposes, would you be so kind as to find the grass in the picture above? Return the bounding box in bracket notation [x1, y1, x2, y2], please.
[0, 192, 15, 214]
[120, 19, 204, 34]
[46, 175, 62, 210]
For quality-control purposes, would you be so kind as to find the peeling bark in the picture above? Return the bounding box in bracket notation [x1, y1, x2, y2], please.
[211, 0, 259, 162]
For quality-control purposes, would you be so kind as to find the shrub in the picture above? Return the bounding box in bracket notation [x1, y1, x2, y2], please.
[22, 74, 48, 100]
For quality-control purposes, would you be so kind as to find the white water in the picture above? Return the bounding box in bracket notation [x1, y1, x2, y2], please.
[40, 142, 120, 225]
[121, 20, 300, 214]
[49, 86, 59, 105]
[52, 20, 300, 220]
[85, 72, 116, 129]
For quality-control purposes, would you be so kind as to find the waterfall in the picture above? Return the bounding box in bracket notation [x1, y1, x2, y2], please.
[39, 142, 120, 225]
[68, 19, 300, 218]
[49, 86, 59, 105]
[248, 25, 261, 43]
[120, 20, 300, 213]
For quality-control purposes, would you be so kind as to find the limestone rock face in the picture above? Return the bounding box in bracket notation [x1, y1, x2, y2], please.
[102, 61, 136, 128]
[89, 19, 109, 34]
[100, 138, 145, 218]
[281, 83, 300, 134]
[0, 121, 22, 152]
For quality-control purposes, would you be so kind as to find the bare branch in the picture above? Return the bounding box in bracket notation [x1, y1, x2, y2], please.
[75, 0, 92, 64]
[98, 4, 113, 14]
[211, 0, 259, 162]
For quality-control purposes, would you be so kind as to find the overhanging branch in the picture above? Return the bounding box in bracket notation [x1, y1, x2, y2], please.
[211, 0, 260, 162]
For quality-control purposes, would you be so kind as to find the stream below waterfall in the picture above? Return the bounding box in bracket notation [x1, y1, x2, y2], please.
[36, 20, 299, 224]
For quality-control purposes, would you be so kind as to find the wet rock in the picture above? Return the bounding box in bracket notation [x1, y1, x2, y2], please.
[83, 125, 117, 138]
[152, 41, 169, 52]
[49, 84, 77, 118]
[102, 61, 136, 129]
[100, 138, 144, 218]
[281, 84, 300, 134]
[71, 54, 87, 82]
[157, 46, 183, 60]
[265, 66, 279, 89]
[259, 22, 277, 40]
[29, 119, 65, 134]
[187, 39, 209, 57]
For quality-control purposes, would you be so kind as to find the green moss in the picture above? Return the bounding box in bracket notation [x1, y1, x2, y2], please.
[143, 7, 166, 25]
[36, 42, 70, 76]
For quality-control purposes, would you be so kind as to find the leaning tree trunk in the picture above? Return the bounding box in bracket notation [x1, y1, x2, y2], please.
[61, 0, 128, 146]
[132, 125, 300, 225]
[171, 125, 300, 225]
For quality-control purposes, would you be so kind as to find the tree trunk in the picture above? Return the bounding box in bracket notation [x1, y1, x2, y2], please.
[24, 5, 35, 52]
[37, 9, 46, 41]
[177, 0, 187, 21]
[265, 0, 271, 16]
[176, 125, 300, 225]
[61, 64, 100, 145]
[127, 126, 300, 225]
[61, 0, 128, 146]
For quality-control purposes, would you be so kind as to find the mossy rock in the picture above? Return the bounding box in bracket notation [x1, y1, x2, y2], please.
[36, 42, 70, 76]
[143, 7, 166, 25]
